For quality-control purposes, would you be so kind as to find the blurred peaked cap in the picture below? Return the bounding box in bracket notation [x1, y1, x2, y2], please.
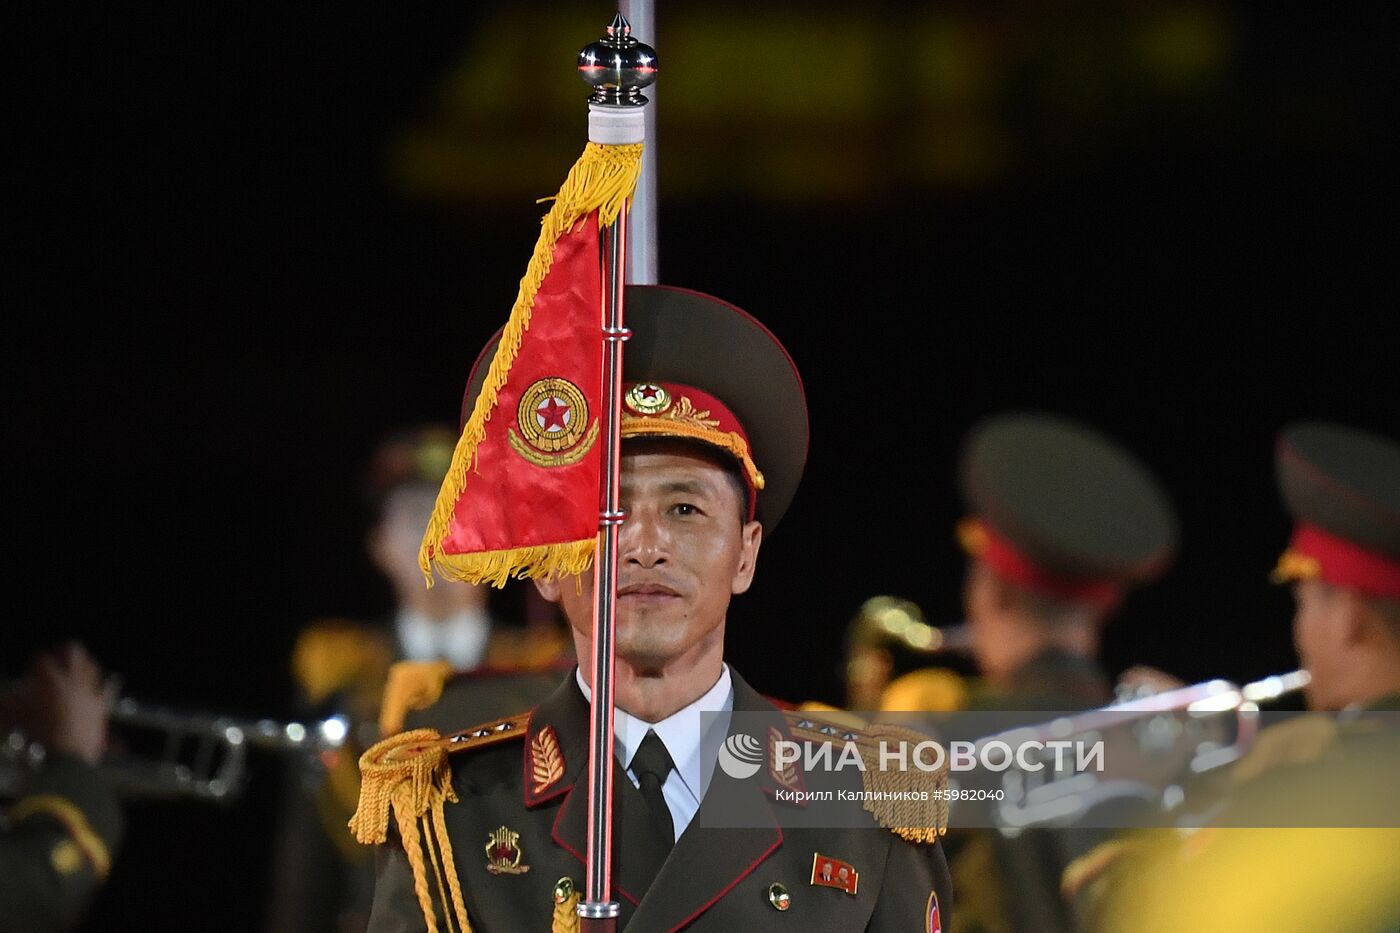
[1276, 422, 1400, 561]
[362, 424, 458, 506]
[959, 412, 1179, 584]
[460, 285, 808, 531]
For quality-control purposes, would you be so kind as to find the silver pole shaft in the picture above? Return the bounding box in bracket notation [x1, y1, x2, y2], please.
[584, 212, 627, 914]
[621, 0, 657, 284]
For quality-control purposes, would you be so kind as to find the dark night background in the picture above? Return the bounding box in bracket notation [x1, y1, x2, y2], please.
[8, 2, 1396, 930]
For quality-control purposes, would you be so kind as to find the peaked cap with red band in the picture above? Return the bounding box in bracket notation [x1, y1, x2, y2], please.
[1273, 422, 1400, 600]
[362, 424, 457, 507]
[461, 284, 808, 530]
[957, 413, 1178, 609]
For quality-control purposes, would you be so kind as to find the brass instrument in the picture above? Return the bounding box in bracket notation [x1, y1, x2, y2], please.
[952, 669, 1311, 830]
[2, 693, 350, 804]
[844, 596, 970, 709]
[847, 597, 970, 655]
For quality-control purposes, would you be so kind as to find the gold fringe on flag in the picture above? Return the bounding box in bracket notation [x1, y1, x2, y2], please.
[349, 730, 473, 933]
[419, 141, 644, 588]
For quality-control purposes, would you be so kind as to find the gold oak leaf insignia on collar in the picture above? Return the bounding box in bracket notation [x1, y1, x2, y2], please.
[768, 726, 801, 791]
[531, 724, 564, 794]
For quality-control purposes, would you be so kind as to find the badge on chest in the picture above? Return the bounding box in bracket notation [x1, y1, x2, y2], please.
[809, 852, 858, 895]
[485, 825, 531, 875]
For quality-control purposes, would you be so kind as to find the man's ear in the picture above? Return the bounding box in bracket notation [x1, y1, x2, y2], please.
[1339, 588, 1377, 647]
[986, 565, 1018, 613]
[965, 559, 1011, 613]
[534, 574, 563, 605]
[731, 521, 764, 595]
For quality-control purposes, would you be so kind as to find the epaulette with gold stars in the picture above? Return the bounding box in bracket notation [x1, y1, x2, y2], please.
[444, 712, 532, 751]
[348, 713, 530, 933]
[782, 709, 950, 844]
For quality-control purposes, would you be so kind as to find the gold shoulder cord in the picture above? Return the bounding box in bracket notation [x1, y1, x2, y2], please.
[350, 716, 528, 933]
[10, 794, 113, 878]
[784, 711, 949, 843]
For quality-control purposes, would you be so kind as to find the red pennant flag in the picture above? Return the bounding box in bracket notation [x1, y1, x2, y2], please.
[420, 143, 643, 586]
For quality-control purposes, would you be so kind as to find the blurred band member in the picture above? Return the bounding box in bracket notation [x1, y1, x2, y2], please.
[1, 644, 121, 933]
[945, 413, 1177, 933]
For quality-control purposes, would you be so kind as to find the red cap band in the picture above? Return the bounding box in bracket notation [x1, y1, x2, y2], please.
[960, 518, 1123, 609]
[1283, 522, 1400, 600]
[619, 382, 763, 522]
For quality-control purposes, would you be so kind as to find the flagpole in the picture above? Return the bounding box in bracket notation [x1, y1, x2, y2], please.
[620, 0, 657, 285]
[577, 16, 656, 931]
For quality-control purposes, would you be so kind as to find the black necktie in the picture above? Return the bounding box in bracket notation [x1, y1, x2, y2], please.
[630, 729, 676, 851]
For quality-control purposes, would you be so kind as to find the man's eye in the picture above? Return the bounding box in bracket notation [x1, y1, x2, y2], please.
[672, 502, 702, 516]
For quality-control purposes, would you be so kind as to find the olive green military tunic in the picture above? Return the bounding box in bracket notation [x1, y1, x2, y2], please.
[366, 669, 953, 932]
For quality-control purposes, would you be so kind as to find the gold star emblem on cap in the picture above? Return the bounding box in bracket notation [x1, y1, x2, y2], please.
[625, 383, 671, 415]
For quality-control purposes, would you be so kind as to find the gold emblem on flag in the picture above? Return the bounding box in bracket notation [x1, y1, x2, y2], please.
[509, 377, 599, 467]
[485, 825, 531, 875]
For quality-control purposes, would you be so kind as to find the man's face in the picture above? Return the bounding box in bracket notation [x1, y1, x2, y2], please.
[1292, 578, 1348, 710]
[370, 486, 437, 591]
[964, 558, 1016, 682]
[536, 442, 762, 672]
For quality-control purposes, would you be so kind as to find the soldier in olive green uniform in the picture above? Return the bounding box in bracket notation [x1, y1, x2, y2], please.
[268, 428, 570, 933]
[1087, 422, 1400, 933]
[1270, 422, 1400, 714]
[358, 285, 954, 932]
[940, 414, 1178, 933]
[1, 644, 122, 933]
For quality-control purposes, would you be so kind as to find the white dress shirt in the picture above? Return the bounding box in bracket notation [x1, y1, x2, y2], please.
[395, 607, 491, 669]
[576, 664, 735, 842]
